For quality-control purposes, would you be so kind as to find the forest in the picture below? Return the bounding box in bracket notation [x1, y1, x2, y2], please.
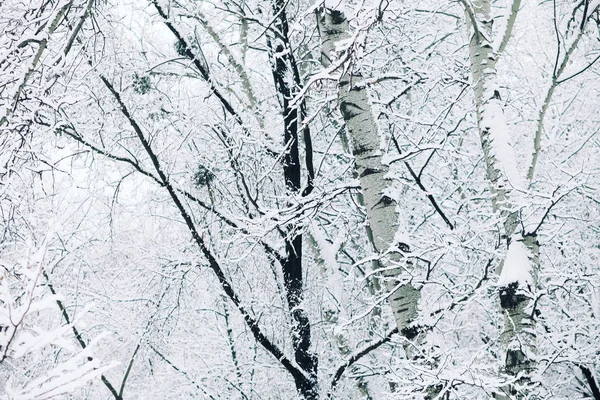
[1, 0, 600, 398]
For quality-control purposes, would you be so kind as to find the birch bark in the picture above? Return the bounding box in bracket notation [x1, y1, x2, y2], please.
[316, 8, 420, 338]
[465, 0, 539, 396]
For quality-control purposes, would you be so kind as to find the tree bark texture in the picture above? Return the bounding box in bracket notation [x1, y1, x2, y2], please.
[466, 1, 539, 396]
[317, 8, 420, 336]
[270, 0, 318, 397]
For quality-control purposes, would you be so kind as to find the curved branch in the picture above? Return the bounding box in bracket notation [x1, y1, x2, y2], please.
[527, 29, 584, 181]
[151, 0, 243, 127]
[328, 328, 398, 396]
[97, 73, 311, 390]
[187, 12, 258, 110]
[458, 0, 480, 42]
[42, 270, 122, 400]
[580, 364, 600, 400]
[495, 0, 521, 57]
[390, 135, 454, 230]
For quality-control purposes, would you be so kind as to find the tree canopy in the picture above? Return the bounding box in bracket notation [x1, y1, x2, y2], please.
[1, 0, 600, 399]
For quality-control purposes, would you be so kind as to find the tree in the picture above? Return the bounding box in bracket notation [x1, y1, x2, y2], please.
[1, 0, 600, 399]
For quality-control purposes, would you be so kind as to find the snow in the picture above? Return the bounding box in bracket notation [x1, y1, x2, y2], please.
[324, 0, 353, 16]
[480, 93, 523, 189]
[592, 287, 600, 320]
[310, 221, 345, 307]
[497, 239, 533, 287]
[588, 0, 600, 14]
[393, 228, 411, 250]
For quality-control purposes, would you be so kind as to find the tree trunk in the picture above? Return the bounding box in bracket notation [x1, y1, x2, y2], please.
[316, 7, 420, 338]
[270, 0, 318, 397]
[466, 1, 539, 396]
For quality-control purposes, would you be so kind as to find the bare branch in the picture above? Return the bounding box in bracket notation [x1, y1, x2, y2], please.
[42, 270, 122, 400]
[495, 0, 522, 57]
[579, 364, 600, 400]
[96, 72, 312, 392]
[328, 328, 399, 396]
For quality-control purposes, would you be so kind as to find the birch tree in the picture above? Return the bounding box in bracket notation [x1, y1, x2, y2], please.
[316, 6, 421, 342]
[463, 0, 600, 396]
[2, 0, 600, 398]
[464, 0, 540, 395]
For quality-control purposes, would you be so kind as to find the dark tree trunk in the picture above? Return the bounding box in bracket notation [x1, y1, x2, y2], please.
[269, 0, 318, 397]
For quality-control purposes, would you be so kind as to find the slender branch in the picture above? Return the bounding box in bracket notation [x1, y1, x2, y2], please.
[222, 300, 243, 381]
[151, 0, 243, 127]
[328, 328, 399, 395]
[431, 258, 492, 317]
[210, 125, 265, 216]
[62, 0, 96, 57]
[527, 3, 595, 180]
[148, 344, 217, 399]
[530, 189, 571, 235]
[580, 364, 600, 400]
[552, 0, 561, 79]
[495, 0, 521, 56]
[3, 4, 64, 120]
[390, 136, 454, 230]
[556, 53, 600, 84]
[118, 343, 141, 398]
[580, 0, 590, 30]
[42, 270, 122, 400]
[118, 289, 168, 398]
[458, 0, 480, 42]
[187, 12, 258, 110]
[527, 29, 584, 180]
[413, 8, 461, 20]
[96, 73, 311, 390]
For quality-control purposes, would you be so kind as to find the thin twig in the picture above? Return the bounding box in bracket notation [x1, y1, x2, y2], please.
[42, 270, 122, 400]
[390, 136, 454, 230]
[328, 328, 399, 396]
[96, 73, 311, 390]
[148, 344, 217, 399]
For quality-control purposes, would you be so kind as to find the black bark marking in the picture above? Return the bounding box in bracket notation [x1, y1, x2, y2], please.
[401, 325, 421, 341]
[353, 144, 372, 156]
[499, 282, 528, 310]
[328, 9, 346, 24]
[373, 194, 395, 209]
[397, 242, 410, 253]
[505, 349, 530, 375]
[359, 167, 381, 178]
[340, 101, 364, 119]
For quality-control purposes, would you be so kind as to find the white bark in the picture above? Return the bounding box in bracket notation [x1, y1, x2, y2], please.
[317, 8, 420, 335]
[466, 0, 539, 395]
[527, 30, 584, 181]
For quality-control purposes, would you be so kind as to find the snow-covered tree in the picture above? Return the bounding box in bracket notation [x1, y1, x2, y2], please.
[1, 0, 600, 398]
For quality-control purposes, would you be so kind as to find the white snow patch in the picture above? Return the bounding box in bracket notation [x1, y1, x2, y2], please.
[591, 287, 600, 320]
[310, 222, 344, 306]
[480, 96, 523, 188]
[324, 0, 352, 16]
[497, 239, 532, 287]
[393, 229, 411, 249]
